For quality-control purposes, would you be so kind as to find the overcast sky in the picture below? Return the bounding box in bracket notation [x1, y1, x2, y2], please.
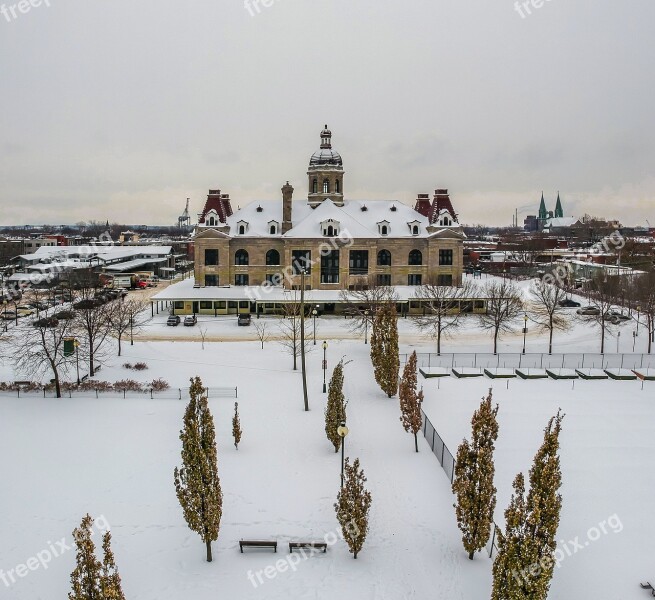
[1, 0, 654, 227]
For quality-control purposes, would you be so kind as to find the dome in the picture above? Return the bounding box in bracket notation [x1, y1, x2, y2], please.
[309, 124, 343, 168]
[309, 148, 343, 168]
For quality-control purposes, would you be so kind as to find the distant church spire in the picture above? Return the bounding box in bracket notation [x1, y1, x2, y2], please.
[538, 192, 548, 220]
[554, 192, 563, 218]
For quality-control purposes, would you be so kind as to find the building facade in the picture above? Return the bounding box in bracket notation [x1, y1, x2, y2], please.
[193, 126, 465, 296]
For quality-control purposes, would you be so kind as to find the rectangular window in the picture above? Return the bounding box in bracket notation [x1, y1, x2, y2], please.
[200, 301, 213, 310]
[408, 274, 422, 286]
[377, 274, 391, 286]
[204, 249, 218, 266]
[235, 274, 249, 286]
[215, 301, 226, 309]
[292, 250, 312, 275]
[439, 249, 453, 266]
[437, 274, 453, 286]
[239, 301, 250, 309]
[204, 274, 218, 287]
[349, 250, 369, 274]
[321, 250, 339, 283]
[228, 301, 238, 309]
[266, 273, 283, 286]
[174, 301, 184, 309]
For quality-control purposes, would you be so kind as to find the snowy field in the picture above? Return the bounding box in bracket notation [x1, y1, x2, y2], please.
[1, 282, 654, 599]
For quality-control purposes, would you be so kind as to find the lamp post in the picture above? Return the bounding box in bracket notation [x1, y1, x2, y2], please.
[2, 300, 6, 332]
[74, 339, 80, 385]
[130, 316, 134, 346]
[322, 340, 328, 393]
[337, 421, 349, 488]
[364, 309, 370, 344]
[636, 305, 641, 335]
[312, 307, 318, 345]
[616, 330, 621, 353]
[522, 313, 528, 354]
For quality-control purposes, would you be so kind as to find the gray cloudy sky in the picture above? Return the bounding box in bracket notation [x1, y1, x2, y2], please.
[1, 0, 654, 226]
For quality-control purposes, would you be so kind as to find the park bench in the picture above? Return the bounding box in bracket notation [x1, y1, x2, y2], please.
[640, 582, 655, 596]
[289, 542, 327, 553]
[239, 540, 277, 553]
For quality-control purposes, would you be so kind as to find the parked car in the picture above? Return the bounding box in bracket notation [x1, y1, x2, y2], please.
[136, 280, 148, 289]
[238, 313, 252, 326]
[1, 311, 17, 320]
[183, 315, 197, 326]
[29, 302, 49, 311]
[609, 311, 630, 324]
[33, 316, 59, 328]
[53, 310, 75, 320]
[167, 315, 181, 326]
[16, 305, 36, 317]
[74, 299, 102, 310]
[558, 298, 581, 308]
[576, 306, 601, 316]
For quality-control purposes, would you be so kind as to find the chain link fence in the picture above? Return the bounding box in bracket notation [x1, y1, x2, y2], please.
[421, 409, 501, 558]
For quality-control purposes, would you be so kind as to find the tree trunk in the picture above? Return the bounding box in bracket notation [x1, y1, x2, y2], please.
[548, 327, 553, 355]
[54, 372, 61, 399]
[468, 550, 475, 560]
[89, 345, 95, 376]
[600, 321, 605, 354]
[493, 329, 499, 355]
[353, 551, 358, 559]
[118, 334, 122, 357]
[437, 327, 442, 356]
[414, 432, 419, 453]
[205, 539, 212, 562]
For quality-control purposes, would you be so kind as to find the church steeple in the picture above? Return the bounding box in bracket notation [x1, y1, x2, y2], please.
[554, 192, 563, 218]
[538, 192, 548, 220]
[308, 124, 344, 207]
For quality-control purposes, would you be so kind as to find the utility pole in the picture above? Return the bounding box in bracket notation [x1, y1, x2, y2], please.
[300, 269, 309, 411]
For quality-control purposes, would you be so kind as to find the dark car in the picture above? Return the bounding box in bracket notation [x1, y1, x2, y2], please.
[238, 313, 252, 326]
[609, 311, 630, 324]
[576, 306, 601, 316]
[74, 299, 102, 310]
[558, 298, 581, 308]
[183, 315, 197, 326]
[53, 310, 75, 320]
[167, 315, 181, 326]
[33, 316, 59, 328]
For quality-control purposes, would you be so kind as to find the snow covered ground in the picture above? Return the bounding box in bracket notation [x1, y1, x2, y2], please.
[0, 281, 653, 599]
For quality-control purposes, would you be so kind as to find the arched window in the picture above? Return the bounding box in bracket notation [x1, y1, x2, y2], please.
[381, 225, 388, 235]
[335, 179, 340, 193]
[235, 249, 249, 266]
[312, 178, 318, 194]
[327, 225, 334, 237]
[207, 217, 216, 226]
[270, 225, 276, 234]
[238, 225, 245, 235]
[323, 179, 329, 194]
[377, 249, 391, 266]
[408, 250, 422, 266]
[412, 225, 419, 235]
[266, 249, 280, 266]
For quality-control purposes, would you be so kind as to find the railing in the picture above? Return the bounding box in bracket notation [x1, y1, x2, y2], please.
[403, 352, 655, 370]
[421, 409, 501, 559]
[0, 386, 238, 400]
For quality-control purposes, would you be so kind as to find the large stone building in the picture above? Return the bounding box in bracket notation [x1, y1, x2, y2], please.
[193, 126, 465, 296]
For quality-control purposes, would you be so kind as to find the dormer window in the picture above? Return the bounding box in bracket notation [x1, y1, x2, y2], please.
[268, 220, 279, 235]
[237, 220, 249, 235]
[440, 216, 452, 226]
[377, 221, 390, 236]
[205, 210, 218, 227]
[408, 220, 421, 235]
[321, 219, 340, 237]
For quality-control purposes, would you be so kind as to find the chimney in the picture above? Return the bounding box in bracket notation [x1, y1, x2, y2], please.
[414, 193, 431, 217]
[282, 181, 293, 233]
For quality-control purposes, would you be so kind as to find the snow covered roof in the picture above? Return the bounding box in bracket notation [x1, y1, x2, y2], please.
[224, 199, 462, 240]
[17, 245, 173, 263]
[544, 217, 579, 229]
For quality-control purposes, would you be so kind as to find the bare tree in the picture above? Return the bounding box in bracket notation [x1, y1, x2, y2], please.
[107, 298, 149, 356]
[477, 280, 524, 354]
[339, 286, 399, 343]
[74, 302, 113, 376]
[579, 275, 621, 354]
[631, 272, 655, 353]
[411, 281, 474, 355]
[199, 326, 208, 350]
[277, 300, 313, 370]
[11, 319, 75, 397]
[253, 320, 271, 349]
[528, 280, 571, 355]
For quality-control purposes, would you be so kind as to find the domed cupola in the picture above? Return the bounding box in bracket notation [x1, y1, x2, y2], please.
[308, 124, 344, 207]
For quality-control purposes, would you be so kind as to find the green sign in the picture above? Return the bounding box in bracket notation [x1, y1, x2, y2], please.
[64, 338, 75, 357]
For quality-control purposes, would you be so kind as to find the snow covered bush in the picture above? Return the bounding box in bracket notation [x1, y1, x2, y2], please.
[149, 378, 170, 392]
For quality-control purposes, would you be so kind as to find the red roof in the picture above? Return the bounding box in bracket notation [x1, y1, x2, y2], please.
[199, 190, 233, 224]
[428, 189, 457, 223]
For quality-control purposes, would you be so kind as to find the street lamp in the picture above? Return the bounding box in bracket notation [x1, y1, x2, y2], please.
[636, 305, 641, 335]
[312, 306, 318, 345]
[364, 309, 370, 344]
[74, 339, 80, 385]
[2, 299, 7, 332]
[522, 313, 528, 354]
[322, 340, 328, 393]
[337, 420, 349, 488]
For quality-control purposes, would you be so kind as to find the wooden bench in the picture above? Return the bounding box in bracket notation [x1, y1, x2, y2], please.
[289, 542, 327, 554]
[239, 540, 277, 553]
[640, 582, 655, 596]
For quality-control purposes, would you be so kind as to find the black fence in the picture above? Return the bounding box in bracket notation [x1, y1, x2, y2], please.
[0, 386, 238, 400]
[421, 409, 500, 559]
[404, 352, 655, 371]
